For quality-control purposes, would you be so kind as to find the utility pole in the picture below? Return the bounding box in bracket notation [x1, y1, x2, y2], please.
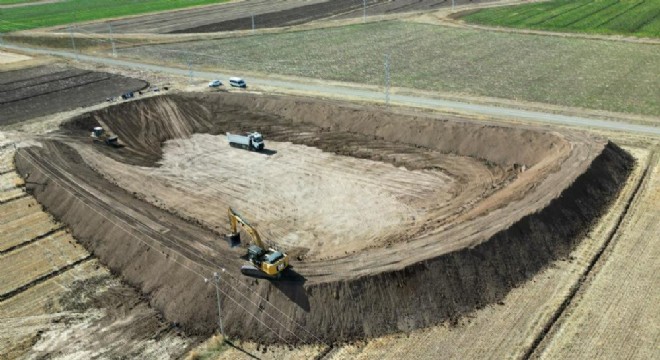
[363, 0, 367, 23]
[187, 57, 193, 85]
[452, 0, 455, 11]
[108, 24, 117, 57]
[68, 27, 79, 61]
[384, 53, 391, 105]
[251, 14, 255, 33]
[213, 271, 226, 339]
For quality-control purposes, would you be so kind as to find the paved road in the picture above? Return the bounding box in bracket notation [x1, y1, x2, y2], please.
[3, 44, 659, 136]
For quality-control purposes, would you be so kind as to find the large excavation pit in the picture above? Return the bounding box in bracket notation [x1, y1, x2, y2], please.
[16, 92, 633, 344]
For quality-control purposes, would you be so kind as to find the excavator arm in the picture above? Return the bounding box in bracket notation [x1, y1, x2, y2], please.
[226, 207, 290, 278]
[227, 207, 265, 249]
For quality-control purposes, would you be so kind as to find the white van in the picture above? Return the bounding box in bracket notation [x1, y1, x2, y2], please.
[229, 77, 247, 88]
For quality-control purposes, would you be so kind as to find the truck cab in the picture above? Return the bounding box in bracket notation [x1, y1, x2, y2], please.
[249, 132, 264, 151]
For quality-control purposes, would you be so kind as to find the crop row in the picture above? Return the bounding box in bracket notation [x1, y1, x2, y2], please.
[463, 0, 660, 38]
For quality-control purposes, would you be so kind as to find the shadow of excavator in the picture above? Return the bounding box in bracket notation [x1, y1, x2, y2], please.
[270, 267, 310, 312]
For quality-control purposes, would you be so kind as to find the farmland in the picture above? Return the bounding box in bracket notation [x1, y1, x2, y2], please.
[122, 21, 660, 116]
[0, 0, 39, 5]
[0, 0, 658, 358]
[59, 0, 480, 34]
[0, 0, 229, 32]
[462, 0, 660, 38]
[0, 144, 198, 359]
[0, 64, 147, 126]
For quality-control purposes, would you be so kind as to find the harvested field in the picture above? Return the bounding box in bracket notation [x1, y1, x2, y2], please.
[15, 92, 634, 344]
[534, 152, 660, 359]
[70, 0, 492, 34]
[0, 229, 89, 298]
[0, 146, 198, 359]
[0, 64, 147, 126]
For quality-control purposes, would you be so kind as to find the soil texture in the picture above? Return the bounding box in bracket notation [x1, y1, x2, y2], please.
[0, 64, 147, 126]
[15, 92, 633, 344]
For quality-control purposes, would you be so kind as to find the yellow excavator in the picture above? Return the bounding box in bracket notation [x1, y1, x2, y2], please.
[226, 207, 289, 279]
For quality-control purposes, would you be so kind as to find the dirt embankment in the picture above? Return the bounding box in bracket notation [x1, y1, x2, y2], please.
[16, 93, 633, 344]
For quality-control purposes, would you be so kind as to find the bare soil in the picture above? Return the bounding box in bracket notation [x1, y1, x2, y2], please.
[67, 0, 497, 34]
[0, 146, 198, 359]
[0, 64, 147, 126]
[14, 91, 633, 344]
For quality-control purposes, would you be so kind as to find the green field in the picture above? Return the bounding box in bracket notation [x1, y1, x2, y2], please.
[0, 0, 41, 5]
[122, 21, 660, 116]
[462, 0, 660, 38]
[0, 0, 228, 32]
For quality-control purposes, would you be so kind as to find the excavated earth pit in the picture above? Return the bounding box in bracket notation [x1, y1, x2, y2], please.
[15, 92, 633, 344]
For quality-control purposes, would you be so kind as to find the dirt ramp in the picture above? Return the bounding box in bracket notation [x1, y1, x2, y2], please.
[18, 93, 634, 344]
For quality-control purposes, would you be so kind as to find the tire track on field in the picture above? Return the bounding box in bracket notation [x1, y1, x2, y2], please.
[522, 152, 652, 360]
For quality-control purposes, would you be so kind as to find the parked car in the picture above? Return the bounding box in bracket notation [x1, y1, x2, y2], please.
[229, 77, 247, 88]
[208, 80, 222, 88]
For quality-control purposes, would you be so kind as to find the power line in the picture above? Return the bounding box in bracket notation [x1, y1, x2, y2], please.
[14, 149, 316, 345]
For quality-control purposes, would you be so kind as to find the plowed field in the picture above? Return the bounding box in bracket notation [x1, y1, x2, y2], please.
[0, 64, 147, 126]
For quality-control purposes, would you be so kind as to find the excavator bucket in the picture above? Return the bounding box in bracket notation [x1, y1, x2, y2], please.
[226, 232, 241, 248]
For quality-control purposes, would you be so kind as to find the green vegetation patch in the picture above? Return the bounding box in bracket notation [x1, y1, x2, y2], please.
[123, 21, 660, 116]
[462, 0, 660, 38]
[0, 0, 229, 32]
[0, 0, 41, 5]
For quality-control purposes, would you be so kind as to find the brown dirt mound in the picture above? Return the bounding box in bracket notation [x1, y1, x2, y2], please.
[16, 92, 633, 344]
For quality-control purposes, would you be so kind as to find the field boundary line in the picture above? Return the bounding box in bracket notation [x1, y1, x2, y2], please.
[0, 254, 93, 302]
[522, 153, 652, 359]
[0, 225, 66, 255]
[0, 192, 27, 205]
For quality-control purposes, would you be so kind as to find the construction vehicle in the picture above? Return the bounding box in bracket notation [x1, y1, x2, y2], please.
[226, 131, 265, 151]
[91, 126, 119, 147]
[226, 207, 289, 279]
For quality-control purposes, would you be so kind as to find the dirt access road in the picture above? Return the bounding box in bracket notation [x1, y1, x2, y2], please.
[3, 43, 657, 136]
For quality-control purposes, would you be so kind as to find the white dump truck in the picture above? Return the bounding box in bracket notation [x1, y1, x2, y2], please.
[227, 131, 265, 151]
